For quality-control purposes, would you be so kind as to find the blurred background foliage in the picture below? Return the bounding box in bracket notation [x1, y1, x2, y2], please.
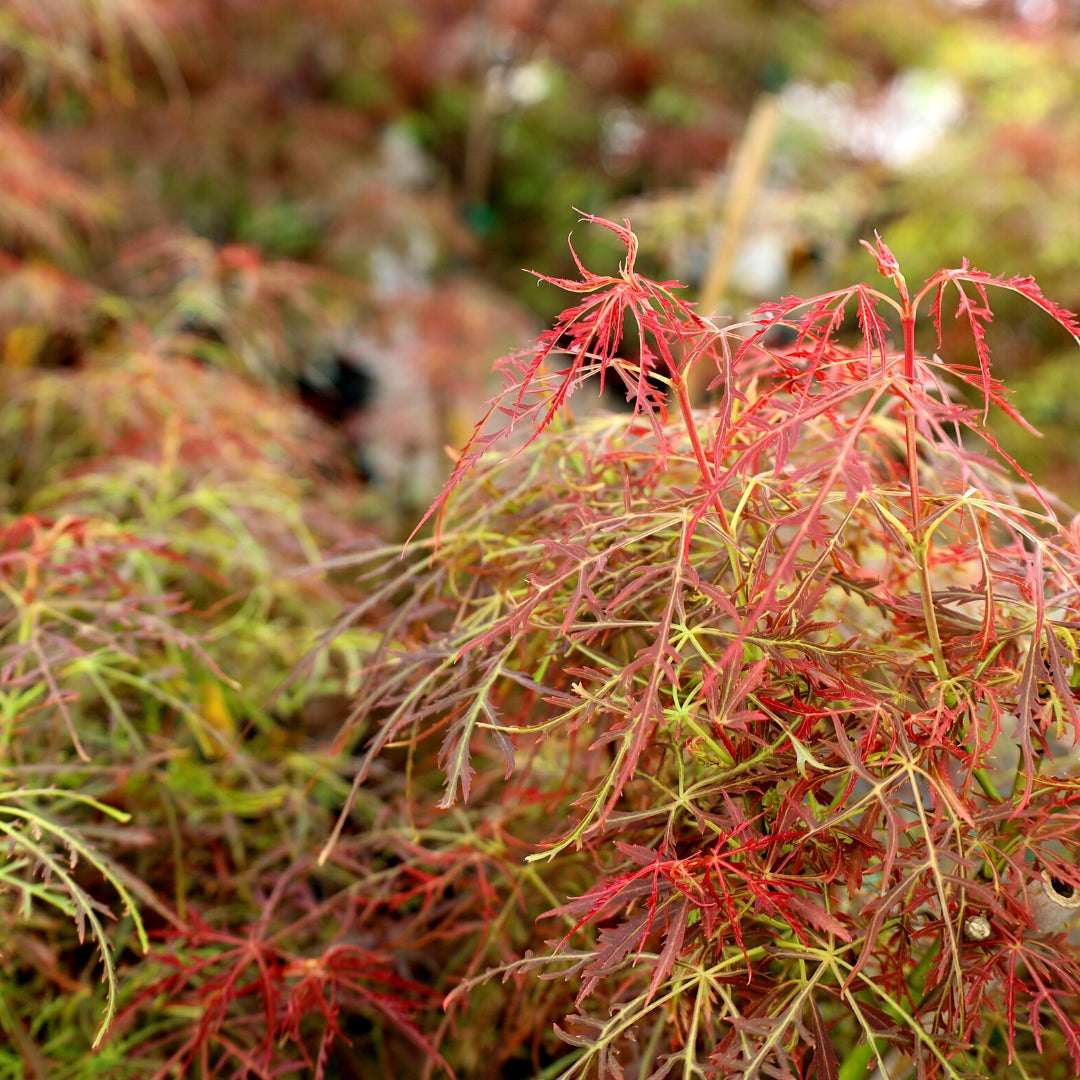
[2, 0, 1080, 1074]
[6, 0, 1078, 497]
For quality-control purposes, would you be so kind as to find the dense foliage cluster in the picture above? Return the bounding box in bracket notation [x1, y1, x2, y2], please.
[333, 217, 1080, 1077]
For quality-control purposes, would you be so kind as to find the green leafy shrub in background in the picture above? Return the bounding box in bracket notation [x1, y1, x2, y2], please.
[0, 341, 399, 1074]
[329, 217, 1080, 1077]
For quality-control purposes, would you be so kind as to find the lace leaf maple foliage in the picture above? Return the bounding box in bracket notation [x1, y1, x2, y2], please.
[332, 216, 1080, 1078]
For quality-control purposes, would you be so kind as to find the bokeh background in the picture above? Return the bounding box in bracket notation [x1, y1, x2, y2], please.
[5, 0, 1080, 523]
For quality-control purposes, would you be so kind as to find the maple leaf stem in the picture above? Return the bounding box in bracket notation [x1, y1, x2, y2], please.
[673, 373, 729, 532]
[915, 549, 948, 682]
[901, 311, 923, 532]
[898, 305, 949, 682]
[973, 762, 1002, 802]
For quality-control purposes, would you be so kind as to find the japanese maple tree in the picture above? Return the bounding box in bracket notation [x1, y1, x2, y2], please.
[332, 214, 1080, 1078]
